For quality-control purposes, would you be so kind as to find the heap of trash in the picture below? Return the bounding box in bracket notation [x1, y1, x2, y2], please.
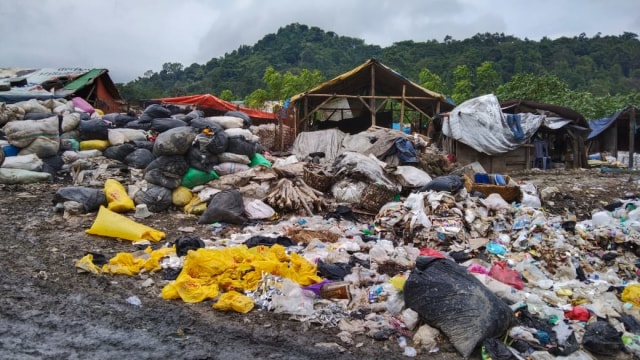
[3, 99, 640, 359]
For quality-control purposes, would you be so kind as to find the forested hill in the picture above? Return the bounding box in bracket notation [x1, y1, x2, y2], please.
[118, 23, 640, 104]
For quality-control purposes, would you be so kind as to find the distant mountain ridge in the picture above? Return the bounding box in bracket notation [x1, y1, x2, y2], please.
[118, 23, 640, 102]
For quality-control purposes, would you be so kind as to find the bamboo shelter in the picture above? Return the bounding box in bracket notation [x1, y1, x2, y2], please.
[287, 58, 454, 137]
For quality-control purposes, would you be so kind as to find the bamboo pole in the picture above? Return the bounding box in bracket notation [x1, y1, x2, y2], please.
[400, 85, 406, 125]
[370, 64, 376, 126]
[630, 107, 636, 168]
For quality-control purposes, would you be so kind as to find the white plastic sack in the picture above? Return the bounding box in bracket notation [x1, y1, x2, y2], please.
[213, 162, 250, 176]
[243, 198, 275, 220]
[217, 152, 251, 165]
[108, 128, 148, 146]
[404, 193, 432, 230]
[206, 116, 244, 129]
[15, 99, 49, 114]
[4, 115, 59, 148]
[521, 193, 542, 208]
[0, 168, 51, 184]
[18, 137, 60, 158]
[393, 166, 432, 188]
[61, 112, 81, 133]
[481, 193, 511, 211]
[1, 154, 43, 171]
[292, 128, 346, 162]
[331, 179, 368, 203]
[272, 155, 299, 168]
[224, 128, 259, 142]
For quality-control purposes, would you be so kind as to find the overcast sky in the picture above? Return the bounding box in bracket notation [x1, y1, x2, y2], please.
[1, 0, 639, 83]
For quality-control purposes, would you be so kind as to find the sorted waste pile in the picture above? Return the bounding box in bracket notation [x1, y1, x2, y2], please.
[5, 98, 640, 358]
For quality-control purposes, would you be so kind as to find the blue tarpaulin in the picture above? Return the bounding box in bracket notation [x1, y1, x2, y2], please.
[587, 106, 638, 140]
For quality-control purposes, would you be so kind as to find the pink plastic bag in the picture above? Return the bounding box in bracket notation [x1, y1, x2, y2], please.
[488, 261, 524, 290]
[72, 97, 94, 114]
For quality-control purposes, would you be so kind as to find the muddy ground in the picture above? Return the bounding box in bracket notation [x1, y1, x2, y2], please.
[0, 167, 637, 359]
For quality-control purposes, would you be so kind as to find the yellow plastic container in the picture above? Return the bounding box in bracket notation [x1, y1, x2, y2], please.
[79, 139, 110, 151]
[85, 206, 165, 242]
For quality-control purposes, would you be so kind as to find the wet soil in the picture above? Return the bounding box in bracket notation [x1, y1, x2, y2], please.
[0, 168, 635, 359]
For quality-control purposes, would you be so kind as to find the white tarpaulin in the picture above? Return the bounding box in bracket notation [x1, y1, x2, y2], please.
[292, 128, 346, 162]
[443, 94, 544, 155]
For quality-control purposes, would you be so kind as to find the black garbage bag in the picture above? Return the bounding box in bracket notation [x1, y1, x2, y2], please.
[227, 135, 260, 157]
[198, 189, 246, 225]
[53, 187, 106, 213]
[191, 127, 228, 155]
[548, 331, 580, 357]
[123, 148, 155, 169]
[482, 338, 515, 360]
[139, 104, 171, 123]
[144, 155, 189, 189]
[41, 154, 65, 176]
[324, 205, 358, 222]
[187, 146, 219, 173]
[185, 110, 204, 122]
[103, 143, 136, 162]
[190, 118, 225, 132]
[404, 257, 515, 358]
[225, 110, 251, 128]
[125, 120, 152, 131]
[103, 113, 136, 127]
[133, 184, 172, 212]
[173, 236, 205, 257]
[132, 140, 154, 151]
[317, 260, 353, 280]
[418, 175, 464, 193]
[152, 126, 197, 156]
[79, 119, 112, 140]
[582, 319, 623, 355]
[150, 118, 188, 133]
[243, 235, 295, 248]
[620, 313, 640, 334]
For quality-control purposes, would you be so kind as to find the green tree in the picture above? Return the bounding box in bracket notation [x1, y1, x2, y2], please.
[418, 68, 447, 94]
[219, 89, 234, 101]
[245, 89, 269, 109]
[452, 65, 473, 104]
[475, 61, 501, 95]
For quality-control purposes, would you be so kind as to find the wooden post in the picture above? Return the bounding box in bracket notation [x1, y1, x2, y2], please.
[370, 64, 376, 126]
[400, 85, 406, 126]
[631, 107, 636, 168]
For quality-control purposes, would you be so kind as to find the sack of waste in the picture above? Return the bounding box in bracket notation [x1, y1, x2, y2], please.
[404, 257, 515, 358]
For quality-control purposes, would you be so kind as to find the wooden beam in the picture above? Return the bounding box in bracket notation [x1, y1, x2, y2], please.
[296, 95, 337, 129]
[301, 93, 439, 100]
[357, 96, 374, 112]
[404, 98, 433, 121]
[400, 85, 406, 125]
[370, 64, 376, 126]
[375, 98, 388, 113]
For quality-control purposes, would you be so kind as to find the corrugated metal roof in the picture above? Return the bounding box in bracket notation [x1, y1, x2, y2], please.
[62, 69, 107, 91]
[0, 67, 92, 86]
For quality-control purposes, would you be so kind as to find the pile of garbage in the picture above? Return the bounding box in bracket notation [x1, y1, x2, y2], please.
[4, 99, 640, 358]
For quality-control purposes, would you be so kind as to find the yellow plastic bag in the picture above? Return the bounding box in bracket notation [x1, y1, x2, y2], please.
[213, 290, 254, 313]
[143, 246, 176, 272]
[86, 206, 165, 242]
[183, 196, 207, 215]
[105, 178, 135, 212]
[102, 252, 147, 276]
[172, 186, 193, 207]
[94, 109, 104, 116]
[79, 139, 110, 151]
[75, 254, 102, 274]
[622, 284, 640, 307]
[161, 283, 180, 300]
[173, 274, 219, 303]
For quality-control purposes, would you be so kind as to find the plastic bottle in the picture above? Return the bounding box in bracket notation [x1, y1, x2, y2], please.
[518, 262, 553, 289]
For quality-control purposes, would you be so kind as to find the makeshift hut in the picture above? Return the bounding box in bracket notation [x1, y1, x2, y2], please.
[586, 105, 640, 168]
[0, 67, 125, 113]
[287, 58, 454, 138]
[442, 95, 589, 173]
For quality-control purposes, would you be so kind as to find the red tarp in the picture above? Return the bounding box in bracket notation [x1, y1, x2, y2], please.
[155, 94, 277, 122]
